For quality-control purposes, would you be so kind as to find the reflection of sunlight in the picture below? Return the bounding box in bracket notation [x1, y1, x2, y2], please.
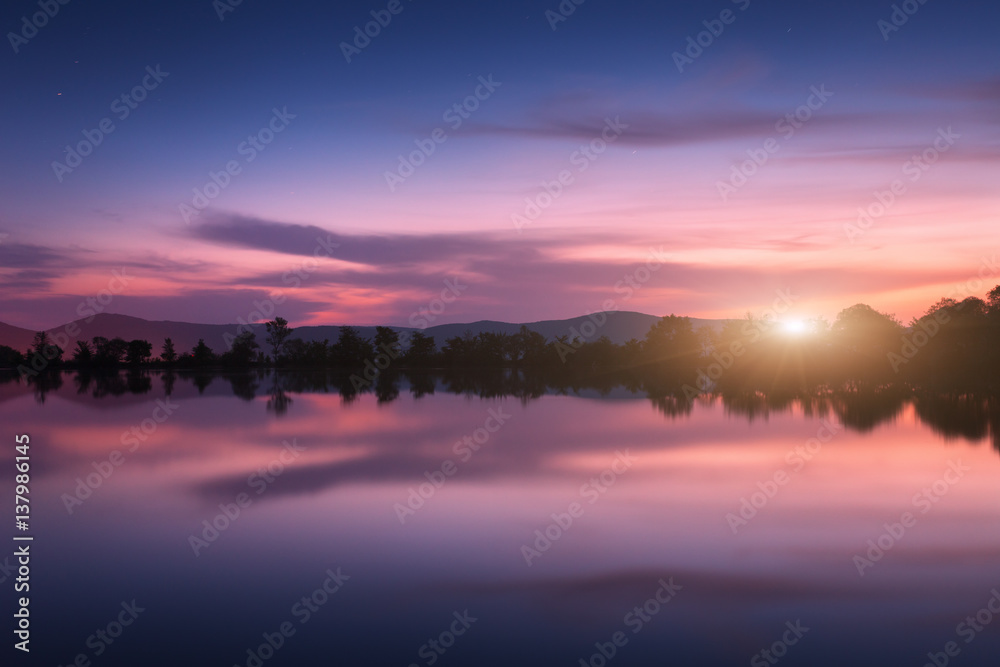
[781, 319, 809, 336]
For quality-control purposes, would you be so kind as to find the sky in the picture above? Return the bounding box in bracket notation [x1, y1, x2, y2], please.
[0, 0, 998, 330]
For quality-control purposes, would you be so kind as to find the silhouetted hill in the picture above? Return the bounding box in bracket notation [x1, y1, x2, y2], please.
[0, 311, 729, 357]
[0, 321, 35, 353]
[423, 312, 726, 345]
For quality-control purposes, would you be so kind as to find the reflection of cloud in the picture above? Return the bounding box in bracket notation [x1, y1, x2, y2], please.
[190, 447, 550, 503]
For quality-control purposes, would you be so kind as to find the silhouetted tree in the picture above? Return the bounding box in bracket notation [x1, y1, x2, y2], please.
[831, 304, 903, 383]
[0, 345, 23, 369]
[126, 339, 153, 365]
[161, 338, 178, 364]
[31, 331, 50, 356]
[264, 317, 293, 363]
[404, 331, 437, 367]
[374, 326, 401, 358]
[515, 326, 548, 366]
[72, 340, 93, 364]
[221, 331, 259, 367]
[987, 285, 1000, 315]
[643, 315, 700, 381]
[92, 336, 128, 366]
[330, 326, 374, 367]
[191, 339, 215, 367]
[30, 331, 63, 366]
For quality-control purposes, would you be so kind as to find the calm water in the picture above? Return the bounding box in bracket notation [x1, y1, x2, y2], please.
[3, 371, 1000, 666]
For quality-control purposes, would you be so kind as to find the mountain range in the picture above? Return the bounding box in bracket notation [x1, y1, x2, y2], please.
[0, 312, 728, 356]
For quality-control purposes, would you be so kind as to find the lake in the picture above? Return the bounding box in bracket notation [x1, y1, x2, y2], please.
[3, 371, 999, 666]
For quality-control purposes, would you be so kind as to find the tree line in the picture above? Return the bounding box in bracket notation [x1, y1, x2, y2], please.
[4, 288, 1000, 392]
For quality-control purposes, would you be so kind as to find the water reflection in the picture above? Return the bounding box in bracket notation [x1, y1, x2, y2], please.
[3, 369, 1000, 666]
[6, 370, 1000, 456]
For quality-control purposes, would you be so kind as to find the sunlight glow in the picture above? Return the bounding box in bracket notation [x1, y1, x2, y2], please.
[781, 319, 809, 336]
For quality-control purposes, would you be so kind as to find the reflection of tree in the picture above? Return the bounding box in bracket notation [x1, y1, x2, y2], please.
[192, 372, 213, 394]
[162, 371, 176, 397]
[40, 368, 1000, 461]
[406, 370, 435, 399]
[914, 393, 989, 442]
[649, 391, 695, 419]
[266, 374, 292, 416]
[988, 397, 1000, 455]
[829, 385, 908, 433]
[227, 372, 260, 401]
[441, 368, 547, 402]
[340, 384, 361, 406]
[74, 369, 93, 394]
[719, 390, 801, 423]
[91, 372, 129, 398]
[27, 372, 63, 404]
[374, 372, 400, 404]
[125, 369, 152, 395]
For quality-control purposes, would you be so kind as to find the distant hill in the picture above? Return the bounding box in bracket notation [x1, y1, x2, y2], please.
[423, 313, 727, 346]
[0, 321, 35, 353]
[0, 312, 730, 357]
